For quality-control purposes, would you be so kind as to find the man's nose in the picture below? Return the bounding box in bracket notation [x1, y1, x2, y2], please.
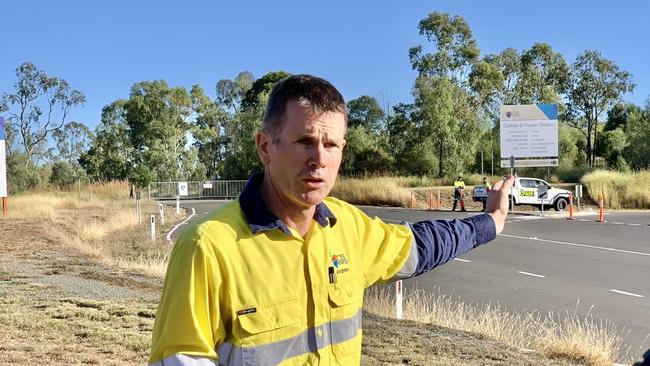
[308, 143, 326, 168]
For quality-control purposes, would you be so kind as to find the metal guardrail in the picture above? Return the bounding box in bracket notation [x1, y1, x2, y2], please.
[148, 180, 247, 200]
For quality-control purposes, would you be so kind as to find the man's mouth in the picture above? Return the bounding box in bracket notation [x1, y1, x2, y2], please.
[302, 177, 325, 186]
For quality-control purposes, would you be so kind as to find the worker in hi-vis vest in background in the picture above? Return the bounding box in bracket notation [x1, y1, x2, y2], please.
[452, 176, 466, 212]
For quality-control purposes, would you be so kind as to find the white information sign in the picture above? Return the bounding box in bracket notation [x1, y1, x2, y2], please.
[0, 117, 7, 198]
[178, 182, 189, 197]
[500, 104, 558, 159]
[202, 182, 213, 189]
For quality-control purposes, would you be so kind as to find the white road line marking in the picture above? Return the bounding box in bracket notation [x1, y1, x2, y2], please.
[510, 216, 544, 221]
[628, 223, 642, 226]
[578, 219, 589, 222]
[166, 207, 196, 243]
[453, 258, 472, 263]
[609, 289, 644, 298]
[517, 271, 546, 278]
[611, 222, 624, 225]
[499, 233, 650, 257]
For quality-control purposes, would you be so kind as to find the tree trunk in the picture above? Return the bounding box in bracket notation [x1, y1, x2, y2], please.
[24, 144, 33, 168]
[438, 140, 444, 178]
[592, 119, 599, 166]
[585, 121, 593, 167]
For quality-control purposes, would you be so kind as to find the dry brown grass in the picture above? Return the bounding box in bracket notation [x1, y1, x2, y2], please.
[0, 183, 184, 365]
[332, 176, 411, 206]
[582, 169, 650, 209]
[77, 210, 140, 241]
[333, 175, 502, 208]
[538, 308, 624, 366]
[364, 286, 626, 366]
[116, 251, 170, 278]
[4, 181, 182, 278]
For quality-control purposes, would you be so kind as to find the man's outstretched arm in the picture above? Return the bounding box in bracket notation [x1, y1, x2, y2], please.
[395, 175, 515, 279]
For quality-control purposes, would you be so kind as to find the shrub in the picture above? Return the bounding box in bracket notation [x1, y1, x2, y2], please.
[50, 161, 78, 187]
[7, 153, 41, 194]
[557, 166, 594, 183]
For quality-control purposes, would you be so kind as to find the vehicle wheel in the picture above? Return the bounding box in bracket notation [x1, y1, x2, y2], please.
[554, 197, 568, 211]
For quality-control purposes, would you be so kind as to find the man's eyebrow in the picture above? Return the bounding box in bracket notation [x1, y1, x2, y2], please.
[295, 134, 342, 144]
[295, 134, 318, 141]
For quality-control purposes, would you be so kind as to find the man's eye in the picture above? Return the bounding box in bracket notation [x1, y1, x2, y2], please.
[325, 143, 338, 148]
[297, 139, 313, 145]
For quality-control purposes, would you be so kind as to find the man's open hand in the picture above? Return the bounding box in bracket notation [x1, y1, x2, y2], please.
[486, 175, 515, 234]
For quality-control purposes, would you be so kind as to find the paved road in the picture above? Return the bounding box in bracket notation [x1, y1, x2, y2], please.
[164, 200, 650, 358]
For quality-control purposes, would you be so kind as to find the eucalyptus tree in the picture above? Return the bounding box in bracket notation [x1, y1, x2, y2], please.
[566, 50, 635, 166]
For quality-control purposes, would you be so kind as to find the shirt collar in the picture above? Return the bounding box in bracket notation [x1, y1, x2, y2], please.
[239, 173, 337, 235]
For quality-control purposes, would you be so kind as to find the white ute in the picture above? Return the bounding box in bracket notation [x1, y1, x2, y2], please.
[472, 177, 572, 211]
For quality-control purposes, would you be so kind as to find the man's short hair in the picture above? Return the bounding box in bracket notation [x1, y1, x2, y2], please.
[262, 74, 347, 142]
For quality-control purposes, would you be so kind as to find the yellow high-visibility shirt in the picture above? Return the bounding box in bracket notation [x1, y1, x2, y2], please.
[150, 175, 414, 366]
[453, 180, 465, 189]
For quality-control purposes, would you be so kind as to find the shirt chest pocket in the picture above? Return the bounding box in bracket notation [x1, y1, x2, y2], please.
[326, 276, 363, 362]
[235, 296, 300, 346]
[327, 275, 362, 310]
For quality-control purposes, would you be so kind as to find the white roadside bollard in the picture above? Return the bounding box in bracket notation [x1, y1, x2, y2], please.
[176, 195, 180, 215]
[159, 203, 165, 226]
[395, 280, 403, 320]
[150, 215, 156, 242]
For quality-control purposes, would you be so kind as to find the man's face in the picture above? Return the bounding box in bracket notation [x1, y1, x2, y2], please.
[257, 100, 346, 209]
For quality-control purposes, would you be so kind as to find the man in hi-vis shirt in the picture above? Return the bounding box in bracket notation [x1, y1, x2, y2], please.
[150, 74, 514, 366]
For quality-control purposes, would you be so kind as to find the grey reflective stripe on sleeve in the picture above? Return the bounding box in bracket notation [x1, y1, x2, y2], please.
[150, 354, 218, 366]
[391, 222, 419, 280]
[217, 309, 362, 366]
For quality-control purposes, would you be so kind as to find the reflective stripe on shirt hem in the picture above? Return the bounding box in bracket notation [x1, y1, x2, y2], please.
[217, 310, 362, 366]
[150, 353, 218, 366]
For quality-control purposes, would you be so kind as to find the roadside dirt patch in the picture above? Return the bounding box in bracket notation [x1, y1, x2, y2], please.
[0, 201, 170, 365]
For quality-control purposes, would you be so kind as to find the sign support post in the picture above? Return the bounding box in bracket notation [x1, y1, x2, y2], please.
[510, 156, 515, 212]
[0, 117, 7, 217]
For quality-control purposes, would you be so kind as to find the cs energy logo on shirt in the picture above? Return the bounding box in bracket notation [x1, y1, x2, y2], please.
[329, 249, 350, 274]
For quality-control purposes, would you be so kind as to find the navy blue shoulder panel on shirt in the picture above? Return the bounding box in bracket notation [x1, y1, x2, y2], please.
[407, 214, 496, 277]
[238, 173, 337, 235]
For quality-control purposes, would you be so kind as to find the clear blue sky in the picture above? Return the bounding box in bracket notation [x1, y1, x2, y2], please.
[2, 0, 649, 130]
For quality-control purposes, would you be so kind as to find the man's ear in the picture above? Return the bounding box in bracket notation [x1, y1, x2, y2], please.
[255, 131, 271, 166]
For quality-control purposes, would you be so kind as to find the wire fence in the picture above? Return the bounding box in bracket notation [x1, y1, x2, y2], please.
[148, 180, 247, 200]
